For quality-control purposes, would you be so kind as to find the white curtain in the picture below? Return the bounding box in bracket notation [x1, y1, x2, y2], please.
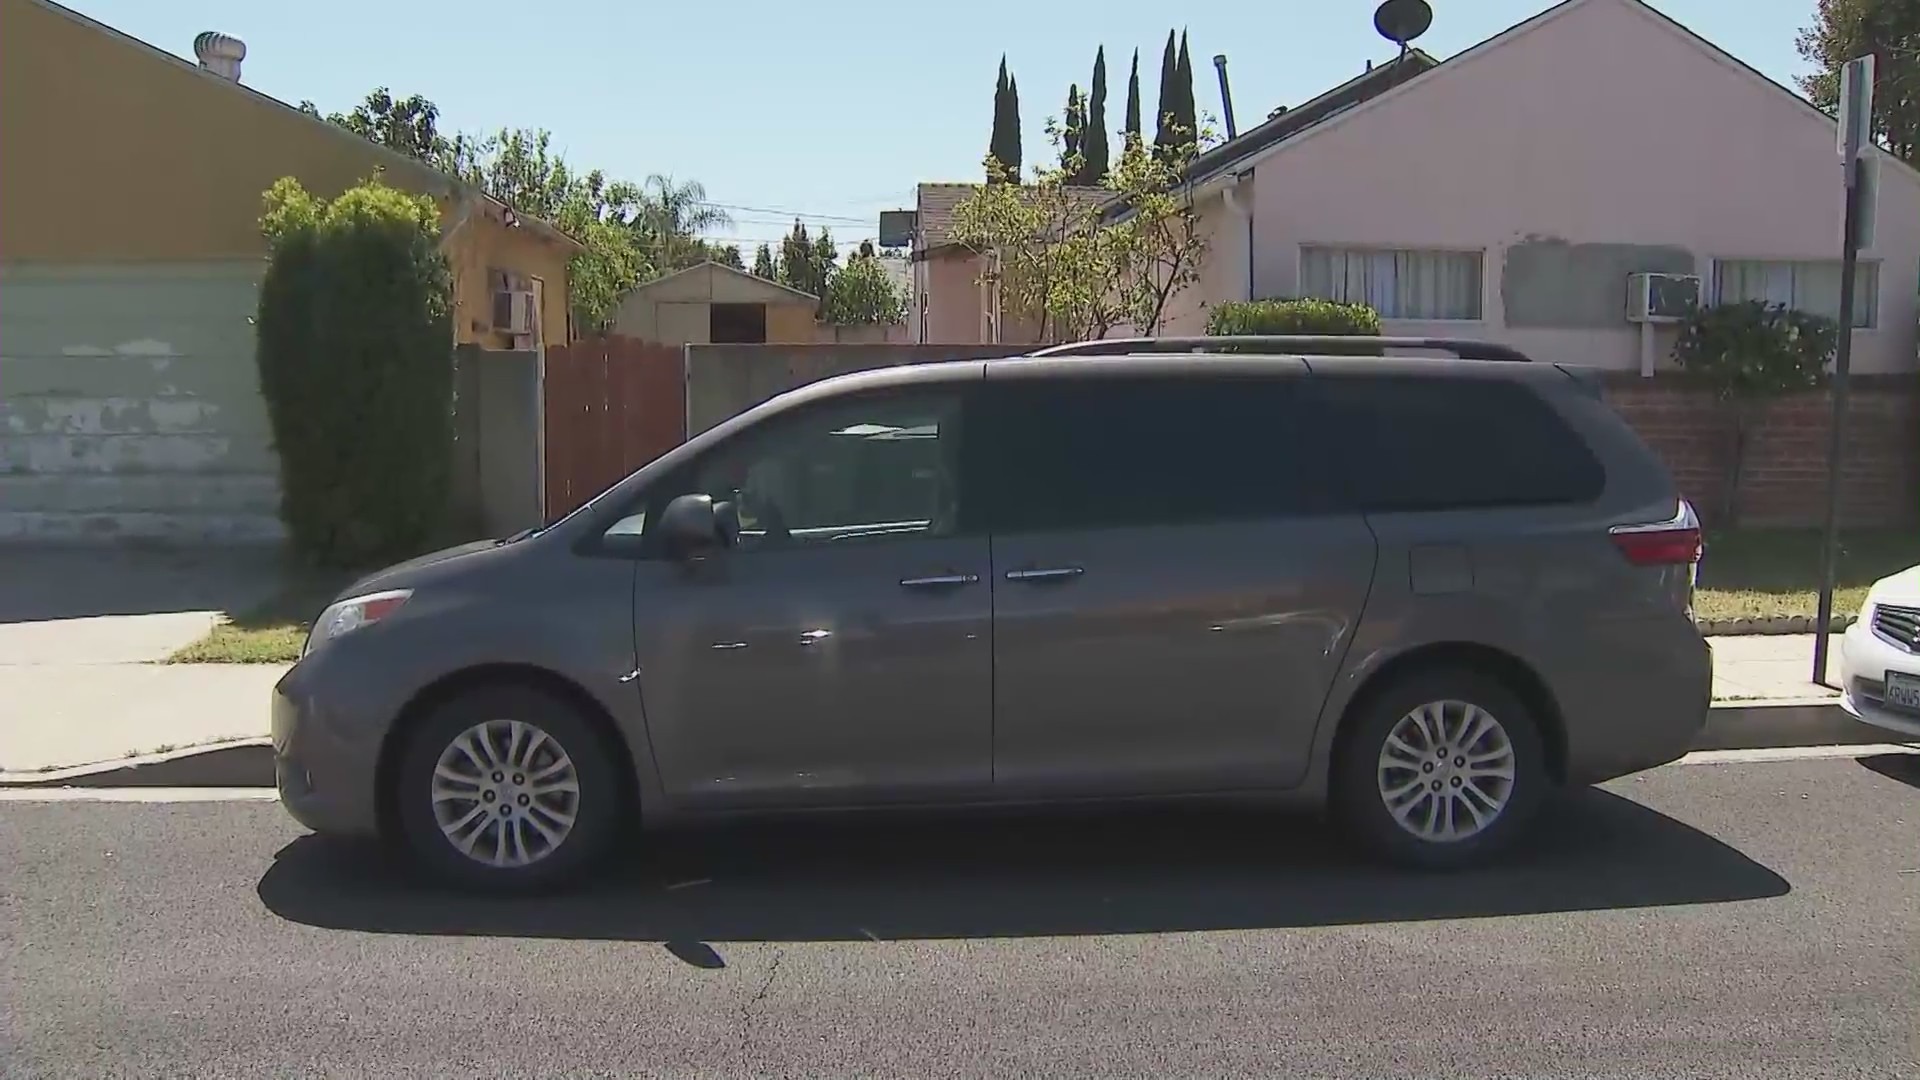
[1299, 247, 1483, 320]
[1714, 260, 1877, 328]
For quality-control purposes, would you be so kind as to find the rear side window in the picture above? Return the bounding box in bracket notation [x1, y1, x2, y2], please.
[979, 375, 1331, 533]
[1307, 374, 1604, 511]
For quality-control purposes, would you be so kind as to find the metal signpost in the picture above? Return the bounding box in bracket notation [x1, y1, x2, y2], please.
[1812, 54, 1876, 686]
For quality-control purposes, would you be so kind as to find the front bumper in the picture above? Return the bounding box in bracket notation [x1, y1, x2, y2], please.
[272, 660, 386, 837]
[1838, 618, 1920, 741]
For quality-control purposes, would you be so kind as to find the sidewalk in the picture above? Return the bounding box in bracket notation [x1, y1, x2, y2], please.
[0, 545, 287, 777]
[1709, 633, 1842, 701]
[0, 632, 1877, 780]
[0, 663, 288, 774]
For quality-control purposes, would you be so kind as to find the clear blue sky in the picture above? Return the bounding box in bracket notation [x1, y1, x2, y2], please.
[66, 0, 1822, 255]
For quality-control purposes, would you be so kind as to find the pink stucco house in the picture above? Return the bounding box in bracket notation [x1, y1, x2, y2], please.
[916, 0, 1920, 378]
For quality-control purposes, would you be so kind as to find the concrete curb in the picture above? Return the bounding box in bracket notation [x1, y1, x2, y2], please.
[1697, 614, 1857, 636]
[1693, 698, 1896, 751]
[2, 699, 1911, 791]
[0, 738, 272, 789]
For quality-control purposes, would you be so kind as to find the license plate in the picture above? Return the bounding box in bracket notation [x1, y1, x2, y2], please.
[1885, 671, 1920, 714]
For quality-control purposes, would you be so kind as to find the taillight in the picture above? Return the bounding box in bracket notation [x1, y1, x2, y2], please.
[1609, 501, 1703, 566]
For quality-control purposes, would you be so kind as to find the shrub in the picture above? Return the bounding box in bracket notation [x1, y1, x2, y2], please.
[257, 176, 454, 567]
[1671, 299, 1834, 526]
[1206, 297, 1382, 337]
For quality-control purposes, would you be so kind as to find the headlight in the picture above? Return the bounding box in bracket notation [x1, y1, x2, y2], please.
[303, 589, 412, 656]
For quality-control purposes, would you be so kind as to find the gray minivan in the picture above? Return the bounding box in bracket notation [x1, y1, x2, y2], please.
[272, 337, 1712, 891]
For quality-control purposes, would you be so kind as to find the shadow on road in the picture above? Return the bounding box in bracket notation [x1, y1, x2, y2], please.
[1857, 752, 1920, 789]
[259, 788, 1788, 946]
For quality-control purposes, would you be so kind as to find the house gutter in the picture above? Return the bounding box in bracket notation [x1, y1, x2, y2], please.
[1218, 170, 1255, 302]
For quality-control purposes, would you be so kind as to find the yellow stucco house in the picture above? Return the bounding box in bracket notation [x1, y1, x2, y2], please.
[0, 0, 581, 542]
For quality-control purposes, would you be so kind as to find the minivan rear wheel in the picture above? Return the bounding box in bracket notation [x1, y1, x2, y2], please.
[1333, 668, 1547, 870]
[393, 684, 622, 892]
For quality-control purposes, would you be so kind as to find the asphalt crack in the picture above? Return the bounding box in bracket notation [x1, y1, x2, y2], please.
[735, 946, 786, 1067]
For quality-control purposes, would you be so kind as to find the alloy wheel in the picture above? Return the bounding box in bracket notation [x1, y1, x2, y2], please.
[430, 718, 581, 868]
[1375, 699, 1517, 844]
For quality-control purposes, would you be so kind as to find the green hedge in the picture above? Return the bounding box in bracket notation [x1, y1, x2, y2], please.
[1206, 298, 1382, 337]
[257, 176, 454, 568]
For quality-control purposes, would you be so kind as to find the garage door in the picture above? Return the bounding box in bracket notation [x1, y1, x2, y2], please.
[0, 261, 281, 543]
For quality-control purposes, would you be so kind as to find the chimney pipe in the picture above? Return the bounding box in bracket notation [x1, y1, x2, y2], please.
[1212, 54, 1238, 140]
[192, 31, 246, 82]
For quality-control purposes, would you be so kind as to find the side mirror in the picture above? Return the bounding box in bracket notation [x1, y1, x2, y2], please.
[658, 493, 722, 558]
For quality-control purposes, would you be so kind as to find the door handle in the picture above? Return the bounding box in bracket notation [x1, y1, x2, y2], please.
[898, 573, 980, 589]
[1005, 567, 1085, 582]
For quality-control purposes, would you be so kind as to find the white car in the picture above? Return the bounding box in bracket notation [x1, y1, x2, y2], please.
[1839, 564, 1920, 740]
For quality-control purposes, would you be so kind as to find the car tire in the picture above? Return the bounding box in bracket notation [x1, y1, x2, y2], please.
[1332, 667, 1549, 870]
[393, 683, 624, 893]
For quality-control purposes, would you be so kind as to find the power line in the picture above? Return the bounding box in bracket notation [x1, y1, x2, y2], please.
[698, 201, 885, 225]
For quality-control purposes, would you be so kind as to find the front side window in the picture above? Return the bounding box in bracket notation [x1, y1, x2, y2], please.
[1300, 246, 1485, 321]
[983, 375, 1330, 534]
[1713, 259, 1878, 329]
[640, 390, 964, 553]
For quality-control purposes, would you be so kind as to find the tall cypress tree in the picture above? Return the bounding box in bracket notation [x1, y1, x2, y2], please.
[1123, 48, 1143, 155]
[989, 56, 1016, 181]
[1152, 30, 1177, 157]
[1005, 74, 1023, 177]
[1174, 30, 1197, 147]
[1084, 47, 1110, 183]
[1062, 84, 1084, 173]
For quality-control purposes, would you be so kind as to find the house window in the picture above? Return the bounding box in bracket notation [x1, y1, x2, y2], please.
[1299, 247, 1484, 321]
[1713, 259, 1878, 329]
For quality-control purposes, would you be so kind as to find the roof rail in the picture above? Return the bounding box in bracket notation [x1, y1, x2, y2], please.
[1026, 336, 1534, 362]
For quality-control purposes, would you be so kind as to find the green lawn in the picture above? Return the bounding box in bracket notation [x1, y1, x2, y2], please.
[166, 572, 357, 664]
[1694, 528, 1918, 622]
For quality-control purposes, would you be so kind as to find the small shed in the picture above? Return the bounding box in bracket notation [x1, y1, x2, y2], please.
[610, 261, 820, 345]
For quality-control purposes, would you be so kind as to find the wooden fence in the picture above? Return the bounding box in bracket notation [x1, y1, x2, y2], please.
[542, 337, 685, 520]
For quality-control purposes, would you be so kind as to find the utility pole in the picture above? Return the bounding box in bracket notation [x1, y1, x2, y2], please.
[1812, 54, 1876, 687]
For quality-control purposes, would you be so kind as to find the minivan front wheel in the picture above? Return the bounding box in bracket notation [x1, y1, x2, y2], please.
[394, 684, 622, 892]
[1334, 670, 1547, 869]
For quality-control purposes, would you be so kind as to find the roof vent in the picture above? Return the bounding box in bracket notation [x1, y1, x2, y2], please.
[192, 32, 246, 81]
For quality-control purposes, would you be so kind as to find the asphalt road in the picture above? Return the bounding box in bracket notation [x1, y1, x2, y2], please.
[3, 754, 1917, 1079]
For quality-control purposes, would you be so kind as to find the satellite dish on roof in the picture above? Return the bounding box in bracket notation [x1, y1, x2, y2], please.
[1373, 0, 1433, 49]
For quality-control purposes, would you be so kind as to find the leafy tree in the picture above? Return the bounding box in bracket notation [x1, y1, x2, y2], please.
[449, 128, 648, 333]
[950, 118, 1212, 341]
[1153, 31, 1178, 157]
[813, 229, 840, 284]
[1084, 47, 1111, 183]
[822, 250, 907, 324]
[1797, 0, 1919, 162]
[703, 242, 745, 270]
[989, 56, 1024, 181]
[778, 220, 832, 298]
[304, 88, 741, 333]
[752, 243, 778, 279]
[1672, 301, 1836, 525]
[256, 176, 453, 566]
[298, 88, 465, 168]
[1124, 48, 1144, 153]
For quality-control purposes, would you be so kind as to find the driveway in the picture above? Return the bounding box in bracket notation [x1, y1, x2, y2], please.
[0, 545, 288, 773]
